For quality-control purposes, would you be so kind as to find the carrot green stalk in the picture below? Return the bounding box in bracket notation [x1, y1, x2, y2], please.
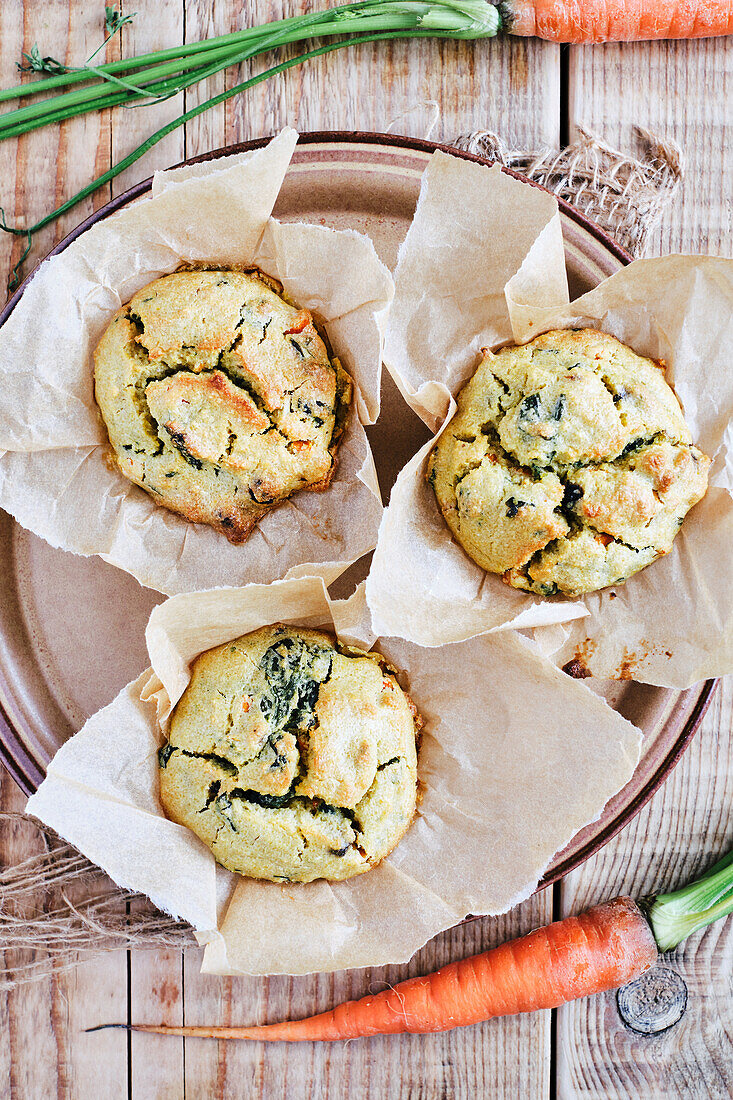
[0, 27, 471, 289]
[644, 848, 733, 951]
[3, 0, 732, 289]
[87, 847, 733, 1041]
[502, 0, 733, 42]
[0, 1, 500, 291]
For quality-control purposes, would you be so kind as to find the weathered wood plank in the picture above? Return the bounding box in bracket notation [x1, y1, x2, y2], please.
[0, 768, 129, 1100]
[184, 0, 229, 157]
[129, 947, 185, 1100]
[0, 8, 129, 1099]
[0, 1, 24, 296]
[110, 0, 185, 196]
[223, 6, 560, 148]
[181, 893, 553, 1099]
[0, 2, 115, 299]
[59, 956, 130, 1100]
[567, 38, 733, 255]
[1, 771, 65, 1099]
[559, 38, 733, 1100]
[556, 677, 733, 1100]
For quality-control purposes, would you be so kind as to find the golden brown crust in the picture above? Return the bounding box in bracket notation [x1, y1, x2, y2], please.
[94, 269, 352, 544]
[429, 328, 710, 597]
[158, 625, 421, 883]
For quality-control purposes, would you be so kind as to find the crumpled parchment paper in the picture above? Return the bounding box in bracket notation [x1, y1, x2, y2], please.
[26, 574, 641, 975]
[367, 151, 587, 644]
[509, 256, 733, 686]
[0, 129, 391, 595]
[368, 150, 733, 687]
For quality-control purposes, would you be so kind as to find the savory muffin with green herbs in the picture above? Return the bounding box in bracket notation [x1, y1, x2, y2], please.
[158, 625, 422, 883]
[428, 328, 710, 598]
[94, 269, 351, 543]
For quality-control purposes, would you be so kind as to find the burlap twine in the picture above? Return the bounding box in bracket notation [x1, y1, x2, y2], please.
[0, 126, 682, 991]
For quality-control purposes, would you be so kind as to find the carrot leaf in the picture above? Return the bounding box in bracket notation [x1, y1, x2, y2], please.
[105, 7, 136, 37]
[17, 45, 68, 77]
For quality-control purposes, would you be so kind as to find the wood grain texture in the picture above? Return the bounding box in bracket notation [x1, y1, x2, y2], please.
[567, 38, 733, 255]
[0, 2, 115, 291]
[130, 947, 184, 1100]
[112, 0, 185, 196]
[0, 11, 129, 1098]
[180, 895, 553, 1100]
[0, 773, 67, 1100]
[184, 0, 230, 157]
[1, 6, 732, 1100]
[560, 38, 733, 1099]
[556, 678, 733, 1100]
[0, 1, 24, 288]
[0, 768, 129, 1100]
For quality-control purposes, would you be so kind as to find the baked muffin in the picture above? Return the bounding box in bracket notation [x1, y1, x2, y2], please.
[428, 329, 710, 598]
[94, 269, 352, 543]
[158, 625, 422, 883]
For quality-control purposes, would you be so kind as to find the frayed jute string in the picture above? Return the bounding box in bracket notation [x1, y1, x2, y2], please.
[0, 125, 682, 990]
[0, 812, 195, 991]
[453, 125, 682, 257]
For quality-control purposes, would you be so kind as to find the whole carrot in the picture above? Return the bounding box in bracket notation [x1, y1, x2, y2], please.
[502, 0, 733, 42]
[88, 848, 733, 1042]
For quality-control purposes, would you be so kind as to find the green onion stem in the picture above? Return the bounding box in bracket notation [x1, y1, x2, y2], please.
[1, 29, 461, 252]
[0, 7, 356, 103]
[644, 848, 733, 952]
[0, 2, 500, 111]
[0, 14, 338, 139]
[0, 48, 258, 139]
[0, 1, 502, 290]
[0, 41, 258, 133]
[78, 61, 173, 101]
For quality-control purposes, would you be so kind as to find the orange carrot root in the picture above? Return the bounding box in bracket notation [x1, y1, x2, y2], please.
[115, 897, 658, 1043]
[504, 0, 733, 42]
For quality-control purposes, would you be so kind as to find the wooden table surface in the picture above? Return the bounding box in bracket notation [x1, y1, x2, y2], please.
[1, 4, 732, 1098]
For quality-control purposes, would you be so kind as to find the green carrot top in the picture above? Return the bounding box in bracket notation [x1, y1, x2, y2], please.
[644, 848, 733, 951]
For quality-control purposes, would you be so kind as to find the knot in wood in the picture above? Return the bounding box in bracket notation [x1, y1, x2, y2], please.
[616, 966, 688, 1035]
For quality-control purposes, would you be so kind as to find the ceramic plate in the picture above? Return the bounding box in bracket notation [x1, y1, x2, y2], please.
[0, 133, 715, 889]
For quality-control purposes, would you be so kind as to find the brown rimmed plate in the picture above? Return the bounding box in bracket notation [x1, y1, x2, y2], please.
[0, 132, 716, 891]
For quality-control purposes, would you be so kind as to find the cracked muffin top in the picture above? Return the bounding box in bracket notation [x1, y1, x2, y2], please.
[427, 329, 710, 598]
[158, 624, 422, 883]
[94, 268, 352, 544]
